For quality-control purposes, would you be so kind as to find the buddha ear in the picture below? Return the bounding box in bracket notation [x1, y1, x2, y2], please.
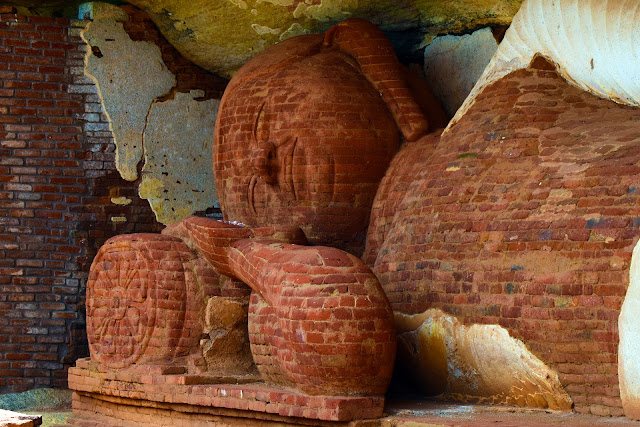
[323, 18, 429, 142]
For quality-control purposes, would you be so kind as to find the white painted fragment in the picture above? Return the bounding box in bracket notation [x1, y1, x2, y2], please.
[139, 90, 220, 225]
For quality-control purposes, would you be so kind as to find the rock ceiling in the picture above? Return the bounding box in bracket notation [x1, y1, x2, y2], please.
[1, 0, 523, 77]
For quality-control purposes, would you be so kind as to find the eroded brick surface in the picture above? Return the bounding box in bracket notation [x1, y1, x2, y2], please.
[68, 358, 385, 422]
[369, 59, 640, 416]
[86, 233, 220, 369]
[228, 239, 396, 396]
[104, 216, 397, 399]
[213, 19, 430, 256]
[0, 5, 227, 393]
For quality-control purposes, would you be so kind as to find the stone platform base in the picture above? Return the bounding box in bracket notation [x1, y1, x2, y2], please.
[0, 409, 42, 427]
[68, 358, 384, 426]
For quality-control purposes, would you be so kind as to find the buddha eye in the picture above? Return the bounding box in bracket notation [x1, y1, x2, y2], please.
[259, 141, 276, 160]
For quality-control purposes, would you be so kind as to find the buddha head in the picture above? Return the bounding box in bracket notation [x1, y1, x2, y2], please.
[214, 19, 431, 254]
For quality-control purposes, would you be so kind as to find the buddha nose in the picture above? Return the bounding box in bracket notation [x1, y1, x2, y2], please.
[251, 140, 277, 185]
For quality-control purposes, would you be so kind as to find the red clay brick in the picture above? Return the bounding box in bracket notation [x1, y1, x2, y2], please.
[366, 59, 640, 415]
[0, 6, 226, 395]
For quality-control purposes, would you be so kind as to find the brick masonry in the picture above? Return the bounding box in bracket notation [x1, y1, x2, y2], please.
[2, 4, 636, 420]
[0, 5, 226, 393]
[68, 357, 385, 423]
[366, 57, 640, 416]
[213, 19, 422, 256]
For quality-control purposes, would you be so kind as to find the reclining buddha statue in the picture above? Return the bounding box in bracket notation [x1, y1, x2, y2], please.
[84, 18, 446, 403]
[84, 0, 640, 418]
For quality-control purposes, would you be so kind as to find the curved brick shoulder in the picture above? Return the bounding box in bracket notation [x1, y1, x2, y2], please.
[323, 18, 429, 141]
[87, 233, 220, 368]
[227, 239, 397, 396]
[363, 132, 440, 267]
[369, 58, 640, 411]
[163, 216, 308, 278]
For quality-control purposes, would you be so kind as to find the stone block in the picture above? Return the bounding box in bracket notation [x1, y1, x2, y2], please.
[423, 27, 498, 117]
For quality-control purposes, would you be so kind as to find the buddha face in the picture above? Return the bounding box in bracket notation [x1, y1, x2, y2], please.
[213, 32, 403, 253]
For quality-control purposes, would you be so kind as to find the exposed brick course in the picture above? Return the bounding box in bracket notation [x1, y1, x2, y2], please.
[366, 58, 640, 416]
[0, 5, 227, 393]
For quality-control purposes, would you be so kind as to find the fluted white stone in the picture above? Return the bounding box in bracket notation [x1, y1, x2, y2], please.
[449, 0, 640, 130]
[620, 239, 640, 419]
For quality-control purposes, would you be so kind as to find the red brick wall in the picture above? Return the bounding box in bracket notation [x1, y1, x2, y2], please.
[0, 5, 226, 393]
[368, 58, 640, 416]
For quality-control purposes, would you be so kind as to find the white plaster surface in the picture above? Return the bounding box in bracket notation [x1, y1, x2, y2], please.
[424, 27, 498, 117]
[619, 239, 640, 419]
[450, 0, 640, 130]
[82, 17, 176, 181]
[139, 91, 219, 225]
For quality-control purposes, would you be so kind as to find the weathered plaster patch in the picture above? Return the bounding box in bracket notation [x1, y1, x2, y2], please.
[110, 196, 132, 206]
[201, 296, 255, 375]
[396, 309, 573, 410]
[256, 0, 294, 7]
[424, 27, 498, 117]
[82, 17, 176, 181]
[292, 0, 353, 21]
[127, 0, 522, 77]
[228, 0, 248, 10]
[139, 90, 219, 225]
[78, 2, 129, 21]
